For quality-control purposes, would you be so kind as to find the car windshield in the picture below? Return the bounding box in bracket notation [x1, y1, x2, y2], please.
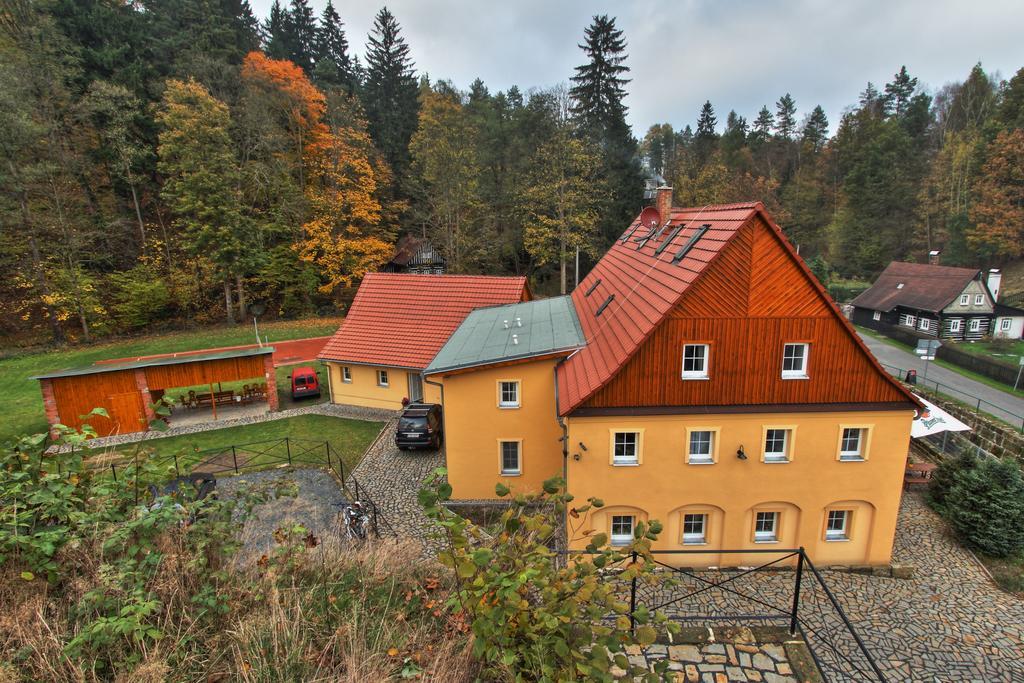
[399, 415, 427, 430]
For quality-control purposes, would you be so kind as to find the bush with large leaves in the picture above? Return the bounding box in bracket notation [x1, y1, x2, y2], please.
[420, 468, 676, 682]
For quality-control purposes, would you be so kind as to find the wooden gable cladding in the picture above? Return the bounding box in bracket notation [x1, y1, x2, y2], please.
[581, 218, 908, 409]
[144, 355, 266, 390]
[50, 370, 146, 435]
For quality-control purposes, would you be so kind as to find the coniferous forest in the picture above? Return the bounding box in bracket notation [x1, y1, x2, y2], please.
[2, 1, 1023, 345]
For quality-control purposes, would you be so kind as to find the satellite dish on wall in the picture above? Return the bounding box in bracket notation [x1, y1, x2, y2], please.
[639, 206, 661, 229]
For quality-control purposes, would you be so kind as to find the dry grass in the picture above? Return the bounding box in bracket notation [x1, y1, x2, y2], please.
[0, 535, 476, 682]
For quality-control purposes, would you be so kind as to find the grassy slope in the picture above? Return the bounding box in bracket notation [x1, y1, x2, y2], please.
[1, 318, 341, 443]
[110, 414, 383, 474]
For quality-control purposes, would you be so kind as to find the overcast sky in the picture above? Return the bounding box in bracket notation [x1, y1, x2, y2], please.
[251, 0, 1024, 136]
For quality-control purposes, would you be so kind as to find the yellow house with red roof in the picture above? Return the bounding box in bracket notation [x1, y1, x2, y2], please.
[425, 189, 919, 567]
[319, 273, 529, 410]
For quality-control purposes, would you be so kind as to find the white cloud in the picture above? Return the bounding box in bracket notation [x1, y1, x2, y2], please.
[252, 0, 1024, 134]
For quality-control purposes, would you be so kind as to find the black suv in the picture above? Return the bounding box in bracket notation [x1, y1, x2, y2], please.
[395, 403, 443, 450]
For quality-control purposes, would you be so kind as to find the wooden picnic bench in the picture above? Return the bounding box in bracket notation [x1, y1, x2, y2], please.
[195, 390, 235, 408]
[904, 461, 938, 490]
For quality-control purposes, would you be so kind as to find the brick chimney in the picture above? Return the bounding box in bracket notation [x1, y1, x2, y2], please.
[928, 249, 941, 266]
[656, 186, 673, 225]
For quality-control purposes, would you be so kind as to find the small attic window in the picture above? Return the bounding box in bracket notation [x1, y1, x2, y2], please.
[896, 283, 905, 289]
[585, 278, 602, 297]
[595, 294, 615, 317]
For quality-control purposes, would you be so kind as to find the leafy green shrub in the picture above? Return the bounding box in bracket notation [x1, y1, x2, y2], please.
[420, 468, 675, 682]
[926, 452, 978, 515]
[936, 456, 1024, 557]
[827, 278, 871, 303]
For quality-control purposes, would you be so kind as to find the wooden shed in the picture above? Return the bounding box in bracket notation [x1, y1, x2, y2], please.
[33, 347, 278, 438]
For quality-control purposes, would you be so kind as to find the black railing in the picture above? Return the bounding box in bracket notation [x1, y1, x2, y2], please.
[591, 547, 887, 682]
[101, 437, 396, 539]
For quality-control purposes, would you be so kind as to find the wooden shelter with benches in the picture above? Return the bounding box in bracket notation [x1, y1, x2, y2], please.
[33, 347, 278, 438]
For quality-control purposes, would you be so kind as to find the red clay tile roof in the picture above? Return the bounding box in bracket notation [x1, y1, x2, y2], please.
[556, 202, 919, 415]
[318, 273, 529, 369]
[558, 203, 761, 414]
[850, 261, 981, 314]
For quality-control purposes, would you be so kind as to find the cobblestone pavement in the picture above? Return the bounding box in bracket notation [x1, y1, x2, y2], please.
[350, 419, 443, 548]
[350, 439, 1024, 683]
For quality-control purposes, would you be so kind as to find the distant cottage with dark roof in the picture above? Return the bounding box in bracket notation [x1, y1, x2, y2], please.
[382, 234, 446, 274]
[850, 262, 1001, 340]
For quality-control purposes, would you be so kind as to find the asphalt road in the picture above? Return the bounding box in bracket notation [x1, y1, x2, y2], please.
[857, 332, 1024, 428]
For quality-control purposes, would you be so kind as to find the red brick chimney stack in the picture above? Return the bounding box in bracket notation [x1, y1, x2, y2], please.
[656, 186, 673, 225]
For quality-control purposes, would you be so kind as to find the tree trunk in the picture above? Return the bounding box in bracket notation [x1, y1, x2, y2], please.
[76, 296, 91, 343]
[236, 272, 246, 322]
[28, 236, 64, 344]
[224, 280, 235, 323]
[129, 180, 146, 248]
[559, 237, 567, 295]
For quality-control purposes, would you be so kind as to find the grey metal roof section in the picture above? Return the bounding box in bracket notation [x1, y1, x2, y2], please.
[31, 346, 275, 380]
[425, 296, 584, 374]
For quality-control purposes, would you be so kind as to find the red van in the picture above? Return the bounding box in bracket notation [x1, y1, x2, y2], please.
[289, 366, 321, 399]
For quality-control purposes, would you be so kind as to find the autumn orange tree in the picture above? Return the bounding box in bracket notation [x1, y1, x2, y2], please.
[240, 52, 390, 295]
[968, 129, 1024, 262]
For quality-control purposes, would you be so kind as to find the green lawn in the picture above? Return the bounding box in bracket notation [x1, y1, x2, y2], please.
[104, 414, 383, 475]
[977, 551, 1024, 598]
[947, 338, 1024, 365]
[0, 318, 341, 444]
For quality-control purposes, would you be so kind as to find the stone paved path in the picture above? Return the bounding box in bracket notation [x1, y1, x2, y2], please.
[353, 437, 1024, 683]
[350, 419, 443, 546]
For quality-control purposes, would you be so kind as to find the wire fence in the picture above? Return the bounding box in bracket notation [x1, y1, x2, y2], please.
[594, 548, 887, 682]
[878, 361, 1024, 432]
[96, 437, 397, 538]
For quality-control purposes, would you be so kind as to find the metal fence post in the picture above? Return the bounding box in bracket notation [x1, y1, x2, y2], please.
[286, 437, 292, 465]
[326, 441, 332, 471]
[790, 549, 805, 635]
[629, 551, 638, 635]
[110, 463, 118, 482]
[173, 453, 180, 477]
[231, 445, 239, 474]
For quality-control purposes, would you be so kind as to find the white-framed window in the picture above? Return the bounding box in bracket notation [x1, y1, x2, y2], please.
[872, 311, 881, 321]
[754, 511, 778, 542]
[1001, 318, 1012, 331]
[968, 318, 982, 332]
[763, 429, 791, 463]
[682, 513, 707, 545]
[899, 313, 917, 328]
[839, 427, 864, 461]
[687, 430, 714, 464]
[499, 441, 521, 475]
[960, 294, 969, 306]
[498, 380, 520, 408]
[612, 432, 639, 465]
[610, 515, 634, 546]
[377, 369, 389, 387]
[825, 510, 850, 541]
[681, 344, 710, 380]
[974, 294, 984, 306]
[918, 318, 930, 331]
[342, 366, 352, 382]
[949, 319, 962, 333]
[781, 343, 808, 379]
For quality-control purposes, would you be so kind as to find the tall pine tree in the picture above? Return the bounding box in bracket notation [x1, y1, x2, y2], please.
[313, 0, 353, 91]
[362, 6, 419, 187]
[569, 14, 641, 246]
[285, 0, 316, 73]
